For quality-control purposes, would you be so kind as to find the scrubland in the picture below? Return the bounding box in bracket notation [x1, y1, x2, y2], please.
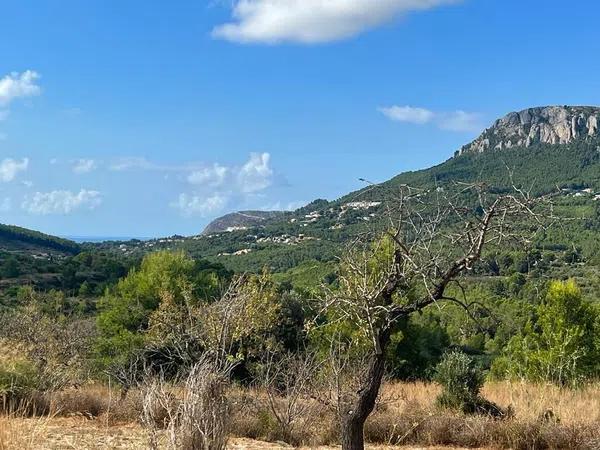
[1, 381, 599, 449]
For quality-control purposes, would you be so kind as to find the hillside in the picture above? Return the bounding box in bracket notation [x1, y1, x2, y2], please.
[0, 224, 80, 255]
[96, 106, 600, 277]
[201, 210, 286, 235]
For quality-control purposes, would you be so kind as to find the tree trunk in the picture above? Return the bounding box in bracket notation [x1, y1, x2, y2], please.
[339, 328, 391, 450]
[341, 415, 368, 450]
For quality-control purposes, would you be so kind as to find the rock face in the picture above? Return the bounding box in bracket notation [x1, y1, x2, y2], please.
[201, 210, 285, 235]
[457, 106, 600, 156]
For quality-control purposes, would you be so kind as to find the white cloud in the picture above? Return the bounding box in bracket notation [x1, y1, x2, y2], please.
[111, 153, 274, 194]
[109, 157, 155, 171]
[113, 153, 276, 217]
[23, 189, 102, 215]
[379, 105, 483, 132]
[438, 110, 482, 132]
[378, 105, 435, 124]
[0, 158, 29, 182]
[109, 157, 200, 172]
[72, 159, 97, 174]
[0, 71, 41, 107]
[237, 152, 273, 193]
[187, 163, 228, 187]
[212, 0, 459, 44]
[172, 193, 228, 217]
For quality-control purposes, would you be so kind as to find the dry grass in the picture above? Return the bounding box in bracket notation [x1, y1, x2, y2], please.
[482, 381, 600, 424]
[229, 381, 600, 449]
[0, 414, 53, 449]
[2, 381, 600, 449]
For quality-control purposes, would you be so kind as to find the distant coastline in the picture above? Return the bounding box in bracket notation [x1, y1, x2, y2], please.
[64, 236, 151, 243]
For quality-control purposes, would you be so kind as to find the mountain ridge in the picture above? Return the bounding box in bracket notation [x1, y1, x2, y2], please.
[457, 105, 600, 156]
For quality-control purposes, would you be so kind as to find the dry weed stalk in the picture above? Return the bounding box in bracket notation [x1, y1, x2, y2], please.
[141, 355, 234, 450]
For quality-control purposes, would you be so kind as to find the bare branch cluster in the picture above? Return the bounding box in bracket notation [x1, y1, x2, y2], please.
[251, 351, 323, 444]
[140, 354, 235, 450]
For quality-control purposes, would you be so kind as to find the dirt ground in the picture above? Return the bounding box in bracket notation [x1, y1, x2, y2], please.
[3, 417, 480, 450]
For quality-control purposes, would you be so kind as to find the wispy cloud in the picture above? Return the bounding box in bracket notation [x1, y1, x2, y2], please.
[212, 0, 460, 44]
[72, 159, 98, 174]
[171, 193, 228, 217]
[379, 105, 483, 132]
[109, 157, 158, 172]
[110, 153, 277, 218]
[170, 152, 276, 217]
[187, 163, 229, 187]
[378, 105, 435, 124]
[0, 158, 29, 182]
[22, 189, 102, 215]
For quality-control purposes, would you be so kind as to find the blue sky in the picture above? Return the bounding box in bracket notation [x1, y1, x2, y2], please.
[1, 0, 600, 238]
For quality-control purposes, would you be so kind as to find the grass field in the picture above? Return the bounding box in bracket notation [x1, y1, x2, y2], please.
[1, 381, 599, 449]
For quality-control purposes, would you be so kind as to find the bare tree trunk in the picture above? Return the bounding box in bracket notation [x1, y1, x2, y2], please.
[340, 329, 390, 450]
[341, 416, 368, 450]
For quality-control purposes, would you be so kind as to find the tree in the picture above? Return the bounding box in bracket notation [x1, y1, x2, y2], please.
[95, 251, 223, 369]
[2, 257, 20, 278]
[494, 279, 598, 385]
[316, 183, 549, 450]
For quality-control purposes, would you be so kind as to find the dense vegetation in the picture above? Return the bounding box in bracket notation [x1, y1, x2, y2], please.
[5, 137, 600, 448]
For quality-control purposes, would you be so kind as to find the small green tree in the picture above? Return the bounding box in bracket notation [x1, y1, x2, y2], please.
[435, 351, 483, 411]
[95, 251, 223, 369]
[2, 257, 20, 278]
[494, 279, 598, 386]
[435, 351, 504, 416]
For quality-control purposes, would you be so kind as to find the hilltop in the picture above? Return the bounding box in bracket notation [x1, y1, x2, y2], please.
[85, 106, 600, 279]
[0, 224, 80, 256]
[202, 210, 286, 235]
[457, 105, 600, 155]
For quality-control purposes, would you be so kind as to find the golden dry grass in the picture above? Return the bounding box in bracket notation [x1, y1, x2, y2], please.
[380, 380, 600, 424]
[483, 381, 600, 424]
[2, 381, 600, 449]
[0, 414, 53, 450]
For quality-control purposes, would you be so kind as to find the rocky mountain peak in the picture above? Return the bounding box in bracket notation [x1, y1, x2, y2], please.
[457, 106, 600, 156]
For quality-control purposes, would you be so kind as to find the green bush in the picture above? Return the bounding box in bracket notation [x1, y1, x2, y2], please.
[0, 355, 39, 406]
[434, 351, 504, 417]
[493, 280, 599, 386]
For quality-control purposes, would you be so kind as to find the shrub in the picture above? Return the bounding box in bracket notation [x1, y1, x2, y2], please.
[0, 358, 39, 406]
[434, 351, 504, 417]
[495, 280, 599, 386]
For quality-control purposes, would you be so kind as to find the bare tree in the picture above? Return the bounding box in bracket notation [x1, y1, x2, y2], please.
[252, 351, 322, 445]
[316, 183, 552, 450]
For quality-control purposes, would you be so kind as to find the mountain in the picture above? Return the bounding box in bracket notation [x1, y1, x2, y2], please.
[0, 224, 80, 255]
[96, 105, 600, 276]
[457, 106, 600, 155]
[202, 210, 286, 235]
